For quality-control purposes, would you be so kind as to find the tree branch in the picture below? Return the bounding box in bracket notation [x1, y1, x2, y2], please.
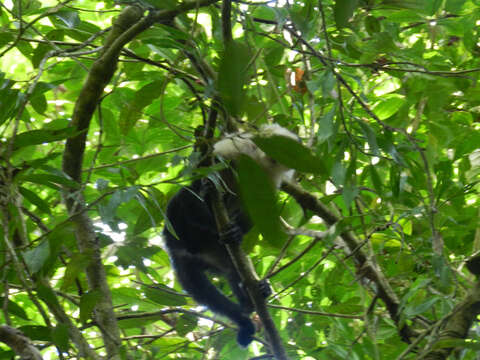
[420, 281, 480, 359]
[281, 181, 417, 343]
[211, 193, 289, 359]
[61, 8, 144, 358]
[0, 325, 43, 360]
[61, 2, 221, 358]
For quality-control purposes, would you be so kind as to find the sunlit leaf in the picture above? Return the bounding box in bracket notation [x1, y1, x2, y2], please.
[373, 95, 405, 120]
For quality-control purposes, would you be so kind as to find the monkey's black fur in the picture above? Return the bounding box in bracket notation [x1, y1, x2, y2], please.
[163, 125, 296, 346]
[164, 175, 271, 346]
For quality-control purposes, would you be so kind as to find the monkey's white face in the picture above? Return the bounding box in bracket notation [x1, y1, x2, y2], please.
[213, 124, 297, 188]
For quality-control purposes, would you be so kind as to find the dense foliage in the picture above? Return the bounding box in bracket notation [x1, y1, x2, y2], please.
[1, 0, 480, 359]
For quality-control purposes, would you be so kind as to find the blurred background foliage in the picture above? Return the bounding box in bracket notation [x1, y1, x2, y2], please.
[1, 0, 480, 359]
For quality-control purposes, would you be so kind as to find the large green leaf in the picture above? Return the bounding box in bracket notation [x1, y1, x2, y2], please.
[19, 186, 51, 214]
[119, 81, 164, 134]
[334, 0, 358, 28]
[13, 127, 77, 149]
[373, 94, 405, 120]
[80, 290, 102, 323]
[253, 135, 326, 174]
[144, 286, 188, 306]
[237, 155, 284, 247]
[23, 241, 50, 274]
[217, 41, 250, 116]
[0, 298, 29, 320]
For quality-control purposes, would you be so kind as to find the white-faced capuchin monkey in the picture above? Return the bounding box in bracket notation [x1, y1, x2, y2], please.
[163, 124, 297, 346]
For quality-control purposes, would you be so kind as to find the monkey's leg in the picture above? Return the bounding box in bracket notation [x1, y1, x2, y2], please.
[173, 256, 256, 346]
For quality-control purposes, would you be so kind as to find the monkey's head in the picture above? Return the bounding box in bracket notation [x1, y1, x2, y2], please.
[213, 124, 298, 187]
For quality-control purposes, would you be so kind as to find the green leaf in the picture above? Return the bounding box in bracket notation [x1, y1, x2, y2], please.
[157, 25, 190, 41]
[24, 152, 62, 169]
[12, 0, 41, 16]
[384, 9, 423, 22]
[119, 80, 164, 134]
[111, 288, 159, 312]
[382, 0, 426, 11]
[217, 41, 250, 116]
[332, 161, 346, 186]
[253, 135, 326, 174]
[52, 324, 70, 352]
[358, 121, 379, 155]
[19, 173, 80, 190]
[0, 30, 15, 48]
[434, 339, 480, 350]
[36, 282, 60, 307]
[80, 290, 102, 323]
[64, 21, 102, 42]
[405, 297, 439, 317]
[373, 94, 405, 120]
[16, 41, 34, 61]
[14, 127, 77, 149]
[19, 186, 51, 214]
[334, 0, 358, 28]
[252, 5, 278, 22]
[365, 15, 381, 35]
[237, 155, 283, 247]
[61, 253, 91, 290]
[32, 43, 50, 69]
[264, 44, 284, 68]
[342, 183, 358, 208]
[133, 188, 165, 235]
[369, 165, 383, 195]
[23, 241, 50, 274]
[175, 314, 198, 336]
[0, 87, 21, 126]
[117, 314, 162, 329]
[53, 10, 80, 28]
[289, 2, 315, 35]
[0, 298, 29, 320]
[390, 166, 400, 198]
[426, 0, 443, 15]
[317, 106, 336, 143]
[144, 286, 188, 306]
[99, 186, 140, 225]
[30, 92, 47, 114]
[370, 32, 397, 53]
[445, 0, 465, 12]
[18, 326, 52, 341]
[400, 278, 431, 308]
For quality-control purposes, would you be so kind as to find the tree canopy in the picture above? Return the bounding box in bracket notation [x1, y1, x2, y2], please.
[1, 0, 480, 359]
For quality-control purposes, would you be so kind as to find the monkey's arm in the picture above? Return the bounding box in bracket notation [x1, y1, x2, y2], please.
[164, 186, 220, 253]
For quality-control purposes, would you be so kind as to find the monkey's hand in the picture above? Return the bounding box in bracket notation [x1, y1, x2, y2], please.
[219, 223, 243, 245]
[237, 317, 255, 347]
[258, 279, 272, 298]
